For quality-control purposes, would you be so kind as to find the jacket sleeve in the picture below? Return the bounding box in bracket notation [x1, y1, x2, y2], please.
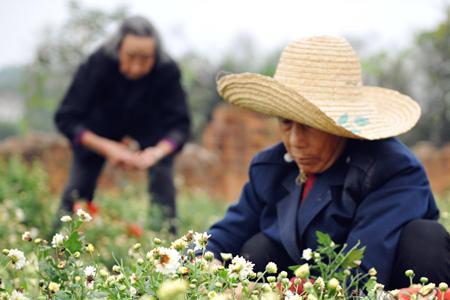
[157, 63, 190, 150]
[345, 151, 438, 285]
[54, 53, 101, 142]
[206, 162, 265, 260]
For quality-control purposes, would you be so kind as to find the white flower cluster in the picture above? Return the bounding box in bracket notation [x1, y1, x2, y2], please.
[51, 233, 67, 248]
[228, 255, 255, 281]
[76, 208, 92, 222]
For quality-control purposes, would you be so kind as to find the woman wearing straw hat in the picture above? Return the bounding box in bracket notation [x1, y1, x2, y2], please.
[206, 36, 450, 288]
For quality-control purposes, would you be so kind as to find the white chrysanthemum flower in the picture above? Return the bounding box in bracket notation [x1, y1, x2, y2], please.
[193, 232, 211, 251]
[51, 233, 66, 248]
[154, 247, 181, 275]
[84, 265, 96, 277]
[7, 248, 26, 270]
[48, 282, 60, 293]
[228, 256, 255, 281]
[130, 286, 137, 296]
[10, 290, 29, 300]
[21, 231, 32, 242]
[76, 208, 92, 222]
[60, 215, 72, 222]
[302, 248, 313, 261]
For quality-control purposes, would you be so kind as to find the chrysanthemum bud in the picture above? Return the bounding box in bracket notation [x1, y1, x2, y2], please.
[294, 264, 310, 279]
[439, 282, 448, 292]
[112, 265, 121, 274]
[405, 270, 415, 277]
[220, 253, 232, 261]
[48, 282, 60, 293]
[327, 278, 340, 290]
[420, 277, 429, 284]
[204, 251, 214, 262]
[265, 262, 278, 274]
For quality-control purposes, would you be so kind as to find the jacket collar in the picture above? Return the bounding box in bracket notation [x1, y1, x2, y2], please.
[276, 156, 348, 262]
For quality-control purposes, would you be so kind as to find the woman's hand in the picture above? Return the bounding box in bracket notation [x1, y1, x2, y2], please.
[79, 131, 138, 170]
[133, 147, 165, 170]
[132, 140, 175, 170]
[104, 141, 139, 170]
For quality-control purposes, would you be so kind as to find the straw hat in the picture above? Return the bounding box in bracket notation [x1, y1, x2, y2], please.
[217, 36, 420, 140]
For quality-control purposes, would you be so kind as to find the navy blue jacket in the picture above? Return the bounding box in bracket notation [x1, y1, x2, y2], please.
[207, 138, 439, 284]
[55, 48, 190, 152]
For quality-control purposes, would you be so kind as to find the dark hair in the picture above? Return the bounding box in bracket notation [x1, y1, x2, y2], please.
[103, 15, 168, 64]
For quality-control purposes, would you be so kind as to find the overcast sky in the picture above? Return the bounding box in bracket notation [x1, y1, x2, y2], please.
[0, 0, 449, 68]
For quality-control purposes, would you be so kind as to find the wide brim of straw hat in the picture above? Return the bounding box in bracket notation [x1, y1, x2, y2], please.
[217, 73, 421, 140]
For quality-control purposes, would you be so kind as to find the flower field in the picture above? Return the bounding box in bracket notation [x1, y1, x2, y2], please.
[0, 157, 449, 299]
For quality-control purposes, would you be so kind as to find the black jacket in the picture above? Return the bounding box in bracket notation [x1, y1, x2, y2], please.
[55, 48, 190, 152]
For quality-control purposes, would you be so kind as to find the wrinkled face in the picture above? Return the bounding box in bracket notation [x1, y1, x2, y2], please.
[279, 118, 347, 175]
[118, 34, 156, 80]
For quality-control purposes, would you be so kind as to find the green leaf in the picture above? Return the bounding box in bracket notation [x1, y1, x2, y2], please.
[288, 264, 300, 272]
[64, 231, 82, 253]
[316, 231, 333, 247]
[341, 246, 366, 269]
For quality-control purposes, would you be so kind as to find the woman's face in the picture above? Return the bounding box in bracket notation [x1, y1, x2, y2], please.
[279, 118, 347, 175]
[118, 34, 156, 80]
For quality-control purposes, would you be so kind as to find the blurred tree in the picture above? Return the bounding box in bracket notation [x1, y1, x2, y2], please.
[181, 34, 280, 141]
[179, 52, 220, 140]
[411, 8, 450, 146]
[362, 6, 450, 146]
[22, 0, 127, 132]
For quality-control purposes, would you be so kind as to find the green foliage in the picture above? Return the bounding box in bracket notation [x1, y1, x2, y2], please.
[2, 223, 446, 299]
[362, 6, 450, 146]
[0, 148, 448, 299]
[0, 156, 51, 236]
[437, 196, 450, 231]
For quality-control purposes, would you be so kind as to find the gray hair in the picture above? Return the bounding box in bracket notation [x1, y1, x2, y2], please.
[103, 15, 168, 64]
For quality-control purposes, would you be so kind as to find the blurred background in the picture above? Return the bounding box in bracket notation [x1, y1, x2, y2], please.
[0, 0, 449, 252]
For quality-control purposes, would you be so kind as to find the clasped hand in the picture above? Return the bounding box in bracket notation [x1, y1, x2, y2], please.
[105, 141, 164, 170]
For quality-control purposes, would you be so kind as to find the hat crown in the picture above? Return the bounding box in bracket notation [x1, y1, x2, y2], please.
[274, 36, 362, 103]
